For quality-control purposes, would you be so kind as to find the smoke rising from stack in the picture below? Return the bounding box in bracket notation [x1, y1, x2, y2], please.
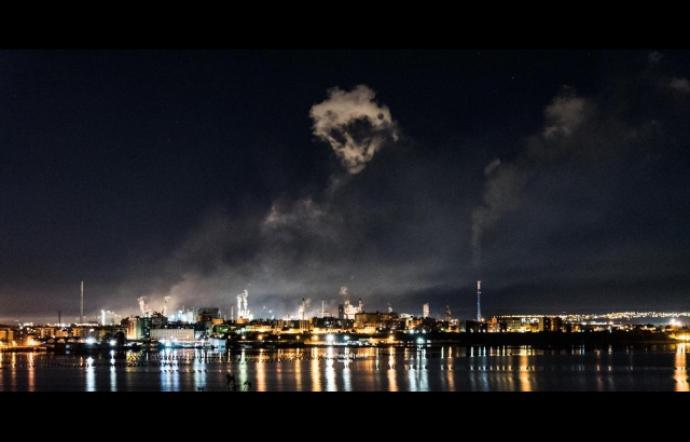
[471, 87, 593, 269]
[109, 68, 670, 319]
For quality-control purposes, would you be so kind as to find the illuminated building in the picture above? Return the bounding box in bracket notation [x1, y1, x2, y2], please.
[150, 327, 195, 343]
[354, 312, 401, 333]
[493, 316, 565, 332]
[542, 316, 564, 332]
[465, 319, 487, 333]
[196, 307, 222, 330]
[311, 316, 351, 331]
[422, 303, 430, 319]
[338, 298, 363, 320]
[124, 316, 152, 340]
[169, 308, 195, 323]
[486, 316, 500, 332]
[0, 326, 13, 343]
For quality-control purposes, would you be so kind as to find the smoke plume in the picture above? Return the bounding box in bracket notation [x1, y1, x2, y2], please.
[471, 87, 593, 268]
[134, 85, 402, 315]
[309, 84, 398, 174]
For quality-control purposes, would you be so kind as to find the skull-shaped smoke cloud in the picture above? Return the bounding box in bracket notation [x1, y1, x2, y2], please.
[310, 85, 398, 174]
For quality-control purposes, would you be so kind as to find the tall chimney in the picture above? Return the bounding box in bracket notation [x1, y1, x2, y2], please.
[80, 280, 84, 324]
[476, 280, 482, 322]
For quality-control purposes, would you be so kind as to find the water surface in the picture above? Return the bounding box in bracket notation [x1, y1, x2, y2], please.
[1, 344, 688, 391]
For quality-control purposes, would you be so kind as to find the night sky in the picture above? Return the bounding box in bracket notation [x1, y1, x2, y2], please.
[2, 49, 690, 322]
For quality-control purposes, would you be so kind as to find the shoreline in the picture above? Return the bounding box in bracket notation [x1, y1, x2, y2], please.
[0, 331, 679, 354]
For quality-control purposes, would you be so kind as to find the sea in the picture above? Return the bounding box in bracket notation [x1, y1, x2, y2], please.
[0, 344, 688, 392]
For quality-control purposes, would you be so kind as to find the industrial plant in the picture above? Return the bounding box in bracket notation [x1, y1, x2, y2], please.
[2, 280, 690, 353]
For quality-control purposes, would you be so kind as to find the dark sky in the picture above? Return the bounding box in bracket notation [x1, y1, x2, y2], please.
[1, 49, 690, 322]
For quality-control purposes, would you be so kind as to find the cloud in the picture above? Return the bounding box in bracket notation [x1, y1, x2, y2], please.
[472, 87, 593, 268]
[108, 62, 679, 319]
[309, 84, 398, 174]
[263, 197, 327, 230]
[648, 51, 664, 64]
[542, 89, 589, 139]
[132, 86, 402, 315]
[668, 77, 690, 93]
[483, 158, 501, 175]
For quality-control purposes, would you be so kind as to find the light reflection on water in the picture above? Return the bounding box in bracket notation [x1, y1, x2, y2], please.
[1, 344, 690, 391]
[85, 356, 95, 392]
[310, 348, 321, 392]
[675, 343, 688, 392]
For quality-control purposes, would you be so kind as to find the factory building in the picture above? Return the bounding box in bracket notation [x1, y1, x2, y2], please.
[150, 327, 196, 343]
[169, 309, 195, 324]
[124, 316, 152, 341]
[100, 310, 121, 326]
[197, 307, 224, 329]
[311, 316, 353, 331]
[490, 316, 565, 332]
[354, 312, 402, 333]
[338, 298, 363, 320]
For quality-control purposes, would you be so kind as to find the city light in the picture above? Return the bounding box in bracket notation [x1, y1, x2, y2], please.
[110, 339, 117, 347]
[326, 334, 335, 344]
[85, 337, 96, 345]
[671, 333, 690, 342]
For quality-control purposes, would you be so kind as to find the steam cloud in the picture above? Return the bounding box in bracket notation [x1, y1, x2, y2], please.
[121, 73, 667, 319]
[310, 85, 398, 174]
[135, 85, 402, 316]
[668, 77, 690, 94]
[471, 87, 593, 268]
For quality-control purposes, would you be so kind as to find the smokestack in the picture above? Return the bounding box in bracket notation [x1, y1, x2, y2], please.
[476, 280, 482, 322]
[301, 298, 306, 321]
[138, 297, 148, 316]
[163, 296, 171, 317]
[80, 280, 84, 324]
[58, 310, 62, 326]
